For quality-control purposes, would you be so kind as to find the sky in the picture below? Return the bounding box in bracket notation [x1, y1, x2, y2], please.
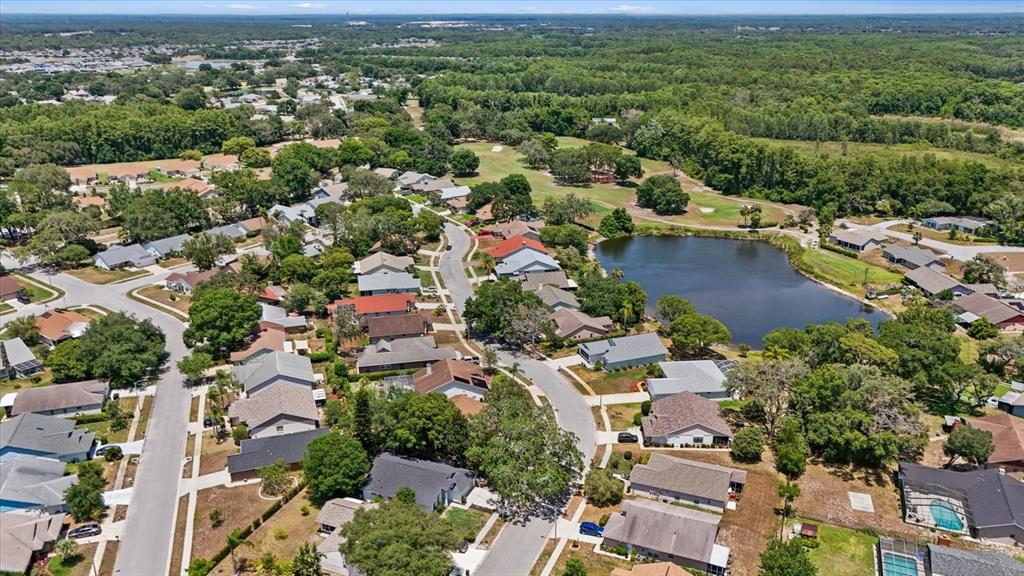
[2, 0, 1022, 16]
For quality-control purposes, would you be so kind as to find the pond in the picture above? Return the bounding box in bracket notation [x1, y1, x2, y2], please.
[594, 235, 890, 346]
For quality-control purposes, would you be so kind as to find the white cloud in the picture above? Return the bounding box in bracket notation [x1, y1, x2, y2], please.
[607, 4, 654, 13]
[293, 2, 327, 8]
[227, 3, 259, 9]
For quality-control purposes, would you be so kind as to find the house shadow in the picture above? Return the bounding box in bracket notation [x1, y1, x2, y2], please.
[820, 460, 892, 488]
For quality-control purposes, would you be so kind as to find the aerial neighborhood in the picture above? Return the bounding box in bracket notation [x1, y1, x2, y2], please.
[1, 6, 1024, 576]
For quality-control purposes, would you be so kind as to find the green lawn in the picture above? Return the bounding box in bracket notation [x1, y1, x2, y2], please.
[0, 368, 54, 397]
[454, 140, 787, 229]
[761, 138, 1017, 171]
[79, 397, 137, 444]
[444, 507, 490, 542]
[0, 302, 12, 313]
[38, 553, 91, 576]
[13, 273, 61, 303]
[799, 248, 903, 294]
[405, 193, 427, 203]
[606, 402, 643, 430]
[793, 518, 876, 576]
[66, 267, 151, 285]
[569, 365, 649, 395]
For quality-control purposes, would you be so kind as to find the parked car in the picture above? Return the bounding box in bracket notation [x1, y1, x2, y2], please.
[16, 294, 30, 304]
[579, 522, 604, 537]
[68, 524, 102, 539]
[617, 432, 639, 443]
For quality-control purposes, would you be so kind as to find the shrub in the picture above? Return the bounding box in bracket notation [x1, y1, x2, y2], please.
[274, 528, 287, 540]
[307, 351, 334, 362]
[74, 413, 111, 425]
[584, 469, 624, 507]
[632, 413, 642, 426]
[300, 505, 310, 516]
[598, 513, 610, 527]
[623, 450, 632, 461]
[640, 401, 651, 415]
[103, 446, 123, 462]
[731, 427, 765, 463]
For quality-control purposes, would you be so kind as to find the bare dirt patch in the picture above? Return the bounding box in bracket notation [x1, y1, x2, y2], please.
[988, 252, 1024, 273]
[199, 430, 235, 476]
[210, 488, 318, 575]
[192, 483, 264, 561]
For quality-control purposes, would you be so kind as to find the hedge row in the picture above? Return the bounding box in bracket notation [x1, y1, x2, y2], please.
[820, 241, 861, 259]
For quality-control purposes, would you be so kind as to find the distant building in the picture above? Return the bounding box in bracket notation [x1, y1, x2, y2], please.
[579, 332, 667, 370]
[231, 352, 315, 396]
[412, 359, 491, 401]
[0, 276, 23, 302]
[903, 267, 970, 298]
[357, 270, 421, 296]
[9, 379, 108, 418]
[143, 234, 191, 259]
[356, 336, 458, 373]
[35, 309, 92, 346]
[550, 308, 613, 340]
[367, 313, 432, 343]
[228, 383, 319, 439]
[353, 252, 414, 275]
[882, 245, 944, 271]
[996, 388, 1024, 418]
[494, 250, 561, 277]
[227, 428, 329, 481]
[828, 229, 888, 252]
[952, 292, 1024, 330]
[968, 412, 1024, 471]
[922, 216, 997, 235]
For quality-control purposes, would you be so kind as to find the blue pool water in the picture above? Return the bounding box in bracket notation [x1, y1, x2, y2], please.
[930, 500, 965, 531]
[881, 553, 918, 576]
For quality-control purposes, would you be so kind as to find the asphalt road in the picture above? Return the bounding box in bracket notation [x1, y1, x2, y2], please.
[438, 223, 596, 576]
[1, 257, 192, 576]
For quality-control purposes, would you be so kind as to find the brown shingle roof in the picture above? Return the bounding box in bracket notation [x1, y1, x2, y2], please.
[367, 313, 432, 340]
[229, 328, 287, 363]
[412, 359, 491, 396]
[641, 392, 732, 438]
[969, 413, 1024, 466]
[955, 292, 1024, 326]
[629, 453, 746, 502]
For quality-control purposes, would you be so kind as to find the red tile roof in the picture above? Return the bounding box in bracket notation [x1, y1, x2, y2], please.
[486, 235, 549, 259]
[328, 294, 416, 316]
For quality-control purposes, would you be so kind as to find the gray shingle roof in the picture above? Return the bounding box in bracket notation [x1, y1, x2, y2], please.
[0, 413, 95, 459]
[580, 332, 667, 366]
[10, 380, 107, 416]
[883, 245, 943, 268]
[899, 463, 1024, 532]
[928, 544, 1024, 576]
[228, 383, 319, 430]
[602, 499, 721, 563]
[95, 244, 152, 267]
[260, 303, 308, 330]
[227, 428, 329, 475]
[143, 234, 191, 257]
[904, 267, 963, 296]
[356, 336, 458, 371]
[494, 250, 560, 277]
[357, 270, 420, 294]
[1, 338, 41, 373]
[535, 285, 579, 309]
[629, 453, 746, 502]
[364, 453, 475, 510]
[232, 352, 315, 394]
[647, 361, 727, 398]
[205, 223, 246, 239]
[0, 454, 78, 508]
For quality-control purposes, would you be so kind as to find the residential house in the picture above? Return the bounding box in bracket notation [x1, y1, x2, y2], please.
[9, 380, 108, 418]
[397, 171, 433, 189]
[237, 216, 267, 235]
[157, 159, 202, 177]
[904, 267, 971, 298]
[164, 177, 214, 198]
[629, 453, 746, 512]
[260, 303, 308, 333]
[353, 252, 414, 275]
[877, 537, 1024, 576]
[0, 413, 96, 462]
[486, 235, 549, 260]
[997, 389, 1024, 418]
[270, 203, 317, 227]
[922, 216, 997, 235]
[165, 268, 219, 295]
[357, 270, 420, 296]
[143, 233, 190, 259]
[898, 462, 1024, 544]
[828, 228, 888, 252]
[641, 392, 733, 448]
[0, 339, 42, 379]
[0, 512, 65, 573]
[579, 332, 668, 371]
[205, 222, 247, 240]
[494, 250, 561, 278]
[602, 499, 730, 576]
[258, 285, 288, 304]
[35, 309, 92, 346]
[72, 195, 107, 210]
[316, 498, 379, 576]
[367, 313, 433, 343]
[229, 327, 287, 364]
[646, 361, 729, 401]
[410, 177, 455, 195]
[363, 453, 476, 511]
[202, 153, 240, 172]
[231, 351, 316, 396]
[953, 293, 1024, 331]
[228, 383, 319, 439]
[356, 336, 458, 373]
[373, 167, 399, 179]
[438, 185, 471, 202]
[328, 294, 417, 325]
[474, 202, 494, 222]
[66, 166, 99, 187]
[968, 413, 1024, 471]
[535, 284, 579, 310]
[0, 455, 78, 513]
[883, 245, 944, 270]
[521, 270, 577, 292]
[227, 428, 329, 481]
[412, 359, 491, 401]
[488, 221, 543, 241]
[549, 308, 613, 340]
[964, 283, 1001, 297]
[314, 182, 351, 204]
[0, 276, 23, 302]
[93, 244, 157, 270]
[445, 196, 469, 213]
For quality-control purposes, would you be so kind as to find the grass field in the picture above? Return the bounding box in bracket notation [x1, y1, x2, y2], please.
[453, 140, 788, 229]
[799, 248, 903, 293]
[568, 365, 648, 395]
[792, 518, 877, 576]
[762, 138, 1017, 171]
[606, 402, 643, 430]
[66, 266, 151, 285]
[13, 272, 61, 303]
[444, 507, 490, 542]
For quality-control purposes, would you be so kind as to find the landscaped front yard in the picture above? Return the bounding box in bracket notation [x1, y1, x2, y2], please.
[80, 396, 137, 444]
[605, 402, 643, 430]
[444, 507, 491, 542]
[66, 266, 151, 285]
[35, 543, 98, 576]
[568, 365, 648, 395]
[13, 273, 61, 303]
[547, 546, 633, 576]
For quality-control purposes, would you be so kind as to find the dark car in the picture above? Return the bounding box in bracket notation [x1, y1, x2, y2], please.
[16, 294, 31, 304]
[446, 244, 453, 251]
[203, 417, 214, 428]
[617, 432, 639, 443]
[68, 524, 102, 539]
[579, 521, 604, 537]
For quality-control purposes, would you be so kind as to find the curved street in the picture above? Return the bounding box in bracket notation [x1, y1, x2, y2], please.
[1, 256, 192, 576]
[437, 222, 597, 576]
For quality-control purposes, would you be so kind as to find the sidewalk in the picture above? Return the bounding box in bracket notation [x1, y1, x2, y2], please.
[583, 392, 650, 406]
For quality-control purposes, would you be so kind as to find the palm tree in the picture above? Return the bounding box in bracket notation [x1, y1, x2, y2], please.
[226, 529, 254, 575]
[54, 538, 78, 560]
[778, 481, 801, 538]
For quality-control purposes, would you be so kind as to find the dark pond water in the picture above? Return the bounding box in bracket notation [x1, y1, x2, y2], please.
[594, 235, 890, 346]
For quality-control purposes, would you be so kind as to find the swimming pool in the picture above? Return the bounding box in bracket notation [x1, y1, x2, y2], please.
[881, 553, 918, 576]
[930, 499, 965, 531]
